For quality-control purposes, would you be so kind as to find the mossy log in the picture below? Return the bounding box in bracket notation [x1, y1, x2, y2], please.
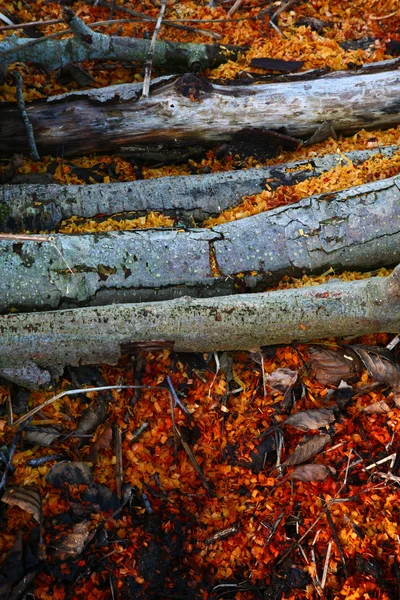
[0, 265, 399, 372]
[1, 146, 397, 231]
[1, 175, 400, 312]
[1, 66, 400, 157]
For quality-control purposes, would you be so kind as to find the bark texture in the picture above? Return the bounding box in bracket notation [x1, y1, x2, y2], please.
[1, 146, 397, 231]
[0, 10, 240, 72]
[1, 175, 400, 312]
[0, 265, 399, 370]
[1, 69, 400, 157]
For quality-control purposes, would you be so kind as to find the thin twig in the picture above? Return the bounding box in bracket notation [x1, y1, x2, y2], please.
[113, 423, 123, 499]
[0, 18, 63, 32]
[141, 0, 167, 98]
[323, 499, 348, 578]
[6, 387, 13, 426]
[227, 0, 245, 18]
[321, 540, 333, 589]
[12, 385, 167, 428]
[13, 70, 40, 161]
[174, 424, 215, 496]
[166, 375, 193, 422]
[0, 233, 52, 242]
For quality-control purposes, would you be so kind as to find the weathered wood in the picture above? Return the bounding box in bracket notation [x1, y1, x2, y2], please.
[0, 265, 398, 371]
[1, 67, 400, 157]
[1, 146, 397, 231]
[1, 175, 400, 312]
[0, 9, 240, 72]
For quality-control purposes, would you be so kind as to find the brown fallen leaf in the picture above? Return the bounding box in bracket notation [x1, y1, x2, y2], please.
[283, 433, 331, 466]
[284, 409, 335, 431]
[1, 486, 42, 522]
[266, 368, 298, 392]
[362, 400, 391, 414]
[309, 346, 362, 386]
[25, 426, 60, 447]
[48, 521, 90, 558]
[86, 425, 113, 463]
[352, 346, 400, 391]
[288, 464, 335, 482]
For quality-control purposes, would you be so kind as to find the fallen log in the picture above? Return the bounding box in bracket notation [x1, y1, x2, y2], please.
[1, 66, 400, 157]
[0, 264, 399, 372]
[1, 175, 400, 312]
[0, 8, 240, 72]
[1, 146, 397, 231]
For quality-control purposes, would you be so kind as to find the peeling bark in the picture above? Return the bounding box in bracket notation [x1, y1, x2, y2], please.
[0, 265, 399, 370]
[1, 68, 400, 157]
[1, 146, 397, 231]
[1, 175, 400, 312]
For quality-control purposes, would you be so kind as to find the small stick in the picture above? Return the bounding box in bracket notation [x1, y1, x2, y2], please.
[113, 424, 123, 499]
[386, 334, 400, 350]
[0, 18, 63, 32]
[6, 387, 13, 426]
[174, 425, 215, 496]
[12, 384, 167, 428]
[320, 540, 333, 589]
[141, 0, 167, 98]
[323, 499, 348, 578]
[166, 375, 193, 422]
[364, 452, 397, 471]
[0, 419, 31, 490]
[13, 70, 40, 161]
[131, 421, 149, 443]
[260, 353, 267, 398]
[227, 0, 245, 18]
[0, 233, 52, 242]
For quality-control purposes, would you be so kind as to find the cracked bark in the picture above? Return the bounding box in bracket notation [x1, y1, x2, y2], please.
[1, 174, 399, 313]
[1, 146, 397, 231]
[0, 265, 399, 373]
[1, 67, 400, 158]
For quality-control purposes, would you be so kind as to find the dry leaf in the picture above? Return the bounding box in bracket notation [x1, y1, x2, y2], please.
[48, 521, 90, 558]
[86, 425, 113, 463]
[25, 426, 60, 447]
[288, 464, 335, 482]
[352, 346, 400, 391]
[362, 400, 391, 414]
[283, 434, 331, 466]
[46, 461, 92, 487]
[266, 368, 298, 392]
[250, 58, 305, 72]
[309, 346, 362, 386]
[1, 486, 42, 522]
[284, 409, 335, 431]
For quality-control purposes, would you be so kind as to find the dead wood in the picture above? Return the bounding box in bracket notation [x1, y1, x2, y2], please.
[1, 174, 399, 312]
[1, 66, 400, 157]
[0, 8, 240, 72]
[0, 265, 398, 371]
[1, 146, 397, 231]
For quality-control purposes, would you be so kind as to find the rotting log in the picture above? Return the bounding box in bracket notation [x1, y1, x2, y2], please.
[0, 265, 399, 372]
[0, 8, 241, 72]
[1, 66, 400, 157]
[1, 175, 400, 312]
[1, 146, 398, 231]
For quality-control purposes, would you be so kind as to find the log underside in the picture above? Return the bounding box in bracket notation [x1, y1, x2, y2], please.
[0, 266, 399, 373]
[1, 69, 400, 157]
[1, 175, 400, 313]
[1, 146, 398, 231]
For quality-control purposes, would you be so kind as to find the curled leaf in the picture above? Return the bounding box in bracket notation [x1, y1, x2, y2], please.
[1, 486, 42, 522]
[46, 461, 92, 487]
[283, 434, 331, 466]
[25, 427, 60, 447]
[288, 464, 335, 482]
[266, 368, 298, 392]
[352, 346, 400, 392]
[309, 347, 362, 386]
[86, 425, 113, 463]
[284, 408, 335, 431]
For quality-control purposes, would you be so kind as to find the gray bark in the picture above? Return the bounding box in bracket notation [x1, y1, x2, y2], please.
[1, 175, 400, 312]
[0, 10, 240, 72]
[1, 68, 400, 157]
[0, 265, 399, 370]
[1, 146, 397, 231]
